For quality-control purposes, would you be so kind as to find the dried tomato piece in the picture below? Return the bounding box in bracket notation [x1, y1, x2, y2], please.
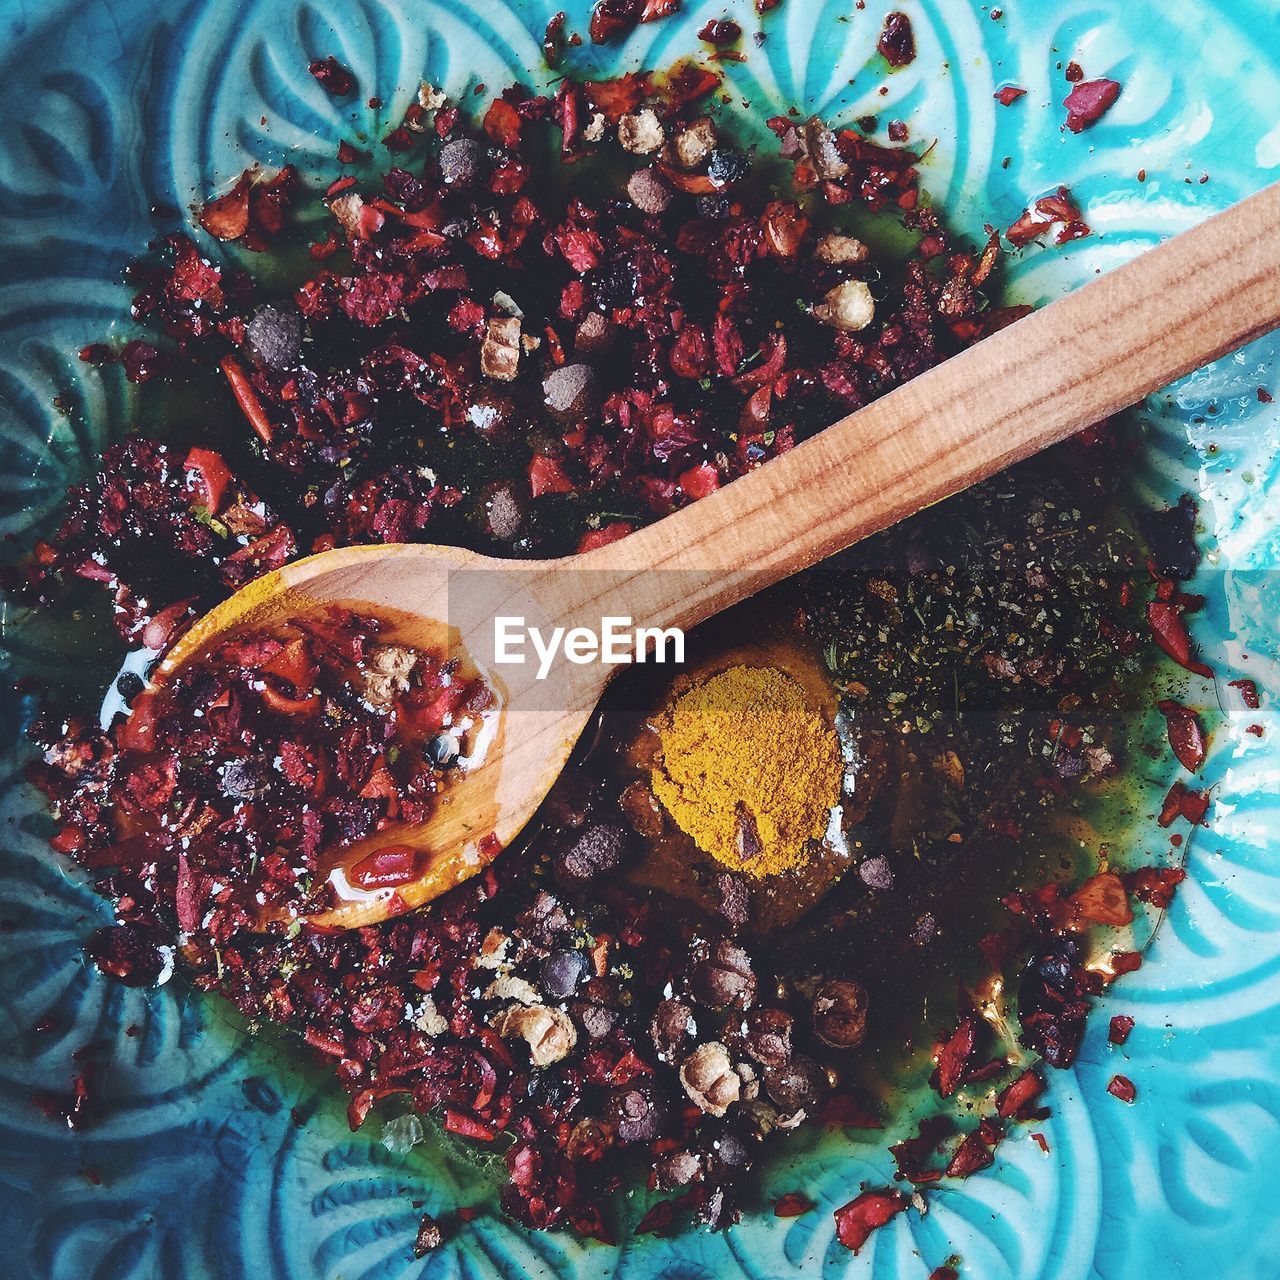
[833, 1189, 905, 1252]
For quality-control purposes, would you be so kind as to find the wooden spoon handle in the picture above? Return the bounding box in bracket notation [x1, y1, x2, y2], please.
[581, 182, 1280, 633]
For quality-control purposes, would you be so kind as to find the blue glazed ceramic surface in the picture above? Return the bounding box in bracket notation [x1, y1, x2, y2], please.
[1, 1, 1278, 1277]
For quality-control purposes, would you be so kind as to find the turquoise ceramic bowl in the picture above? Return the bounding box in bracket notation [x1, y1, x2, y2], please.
[2, 1, 1278, 1277]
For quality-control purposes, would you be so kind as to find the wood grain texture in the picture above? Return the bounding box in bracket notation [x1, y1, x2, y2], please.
[578, 181, 1280, 632]
[162, 182, 1280, 926]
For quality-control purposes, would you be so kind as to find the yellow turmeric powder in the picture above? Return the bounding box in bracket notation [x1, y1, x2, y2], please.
[650, 665, 843, 878]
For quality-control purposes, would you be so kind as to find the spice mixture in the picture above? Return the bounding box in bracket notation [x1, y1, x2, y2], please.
[4, 31, 1217, 1256]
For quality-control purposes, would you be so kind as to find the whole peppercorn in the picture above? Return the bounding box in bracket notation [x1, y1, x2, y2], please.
[762, 1054, 828, 1116]
[680, 1042, 741, 1116]
[707, 149, 749, 188]
[608, 1084, 666, 1142]
[742, 1007, 793, 1068]
[541, 948, 587, 999]
[651, 997, 695, 1060]
[690, 939, 757, 1011]
[811, 978, 868, 1049]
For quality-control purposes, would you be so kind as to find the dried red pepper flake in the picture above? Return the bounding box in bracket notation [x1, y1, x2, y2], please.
[1108, 1014, 1135, 1045]
[1158, 780, 1210, 828]
[635, 1200, 678, 1236]
[996, 1068, 1045, 1120]
[348, 845, 422, 890]
[773, 1192, 815, 1217]
[929, 1269, 959, 1280]
[1108, 950, 1143, 978]
[589, 0, 640, 44]
[1031, 1132, 1050, 1154]
[1064, 78, 1121, 133]
[1147, 601, 1213, 678]
[1228, 677, 1261, 709]
[1156, 699, 1208, 772]
[944, 1130, 994, 1179]
[443, 1109, 497, 1141]
[199, 174, 253, 241]
[1107, 1074, 1136, 1103]
[833, 1189, 906, 1252]
[1122, 865, 1186, 909]
[1070, 871, 1134, 927]
[930, 1016, 978, 1097]
[309, 56, 356, 97]
[994, 85, 1027, 105]
[698, 19, 742, 45]
[878, 12, 916, 67]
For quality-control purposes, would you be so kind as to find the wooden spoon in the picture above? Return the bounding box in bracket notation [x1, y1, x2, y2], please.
[160, 182, 1280, 929]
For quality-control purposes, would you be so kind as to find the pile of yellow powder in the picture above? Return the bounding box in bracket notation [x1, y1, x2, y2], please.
[650, 665, 843, 878]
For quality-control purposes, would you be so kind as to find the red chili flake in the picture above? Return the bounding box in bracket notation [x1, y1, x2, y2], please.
[944, 1130, 994, 1179]
[1107, 1074, 1136, 1103]
[640, 0, 680, 20]
[1259, 387, 1274, 403]
[337, 140, 365, 165]
[1109, 950, 1143, 978]
[833, 1189, 906, 1253]
[1229, 677, 1261, 709]
[1247, 724, 1265, 737]
[1122, 865, 1186, 909]
[821, 1093, 884, 1129]
[929, 1269, 959, 1280]
[1031, 1132, 1050, 1154]
[887, 120, 908, 142]
[1109, 1015, 1135, 1045]
[930, 1016, 977, 1098]
[199, 173, 253, 241]
[1156, 699, 1207, 772]
[589, 0, 640, 44]
[577, 521, 632, 553]
[457, 1205, 481, 1222]
[78, 343, 116, 365]
[756, 0, 782, 11]
[698, 19, 741, 44]
[309, 56, 356, 97]
[1158, 780, 1210, 828]
[544, 11, 568, 67]
[1064, 79, 1120, 133]
[529, 454, 575, 497]
[995, 85, 1027, 105]
[774, 1192, 815, 1217]
[484, 98, 524, 149]
[635, 1200, 677, 1236]
[1147, 601, 1213, 678]
[878, 12, 916, 67]
[1070, 871, 1134, 927]
[219, 356, 275, 444]
[349, 845, 422, 890]
[996, 1068, 1045, 1120]
[1065, 61, 1084, 82]
[679, 462, 720, 501]
[443, 1109, 496, 1141]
